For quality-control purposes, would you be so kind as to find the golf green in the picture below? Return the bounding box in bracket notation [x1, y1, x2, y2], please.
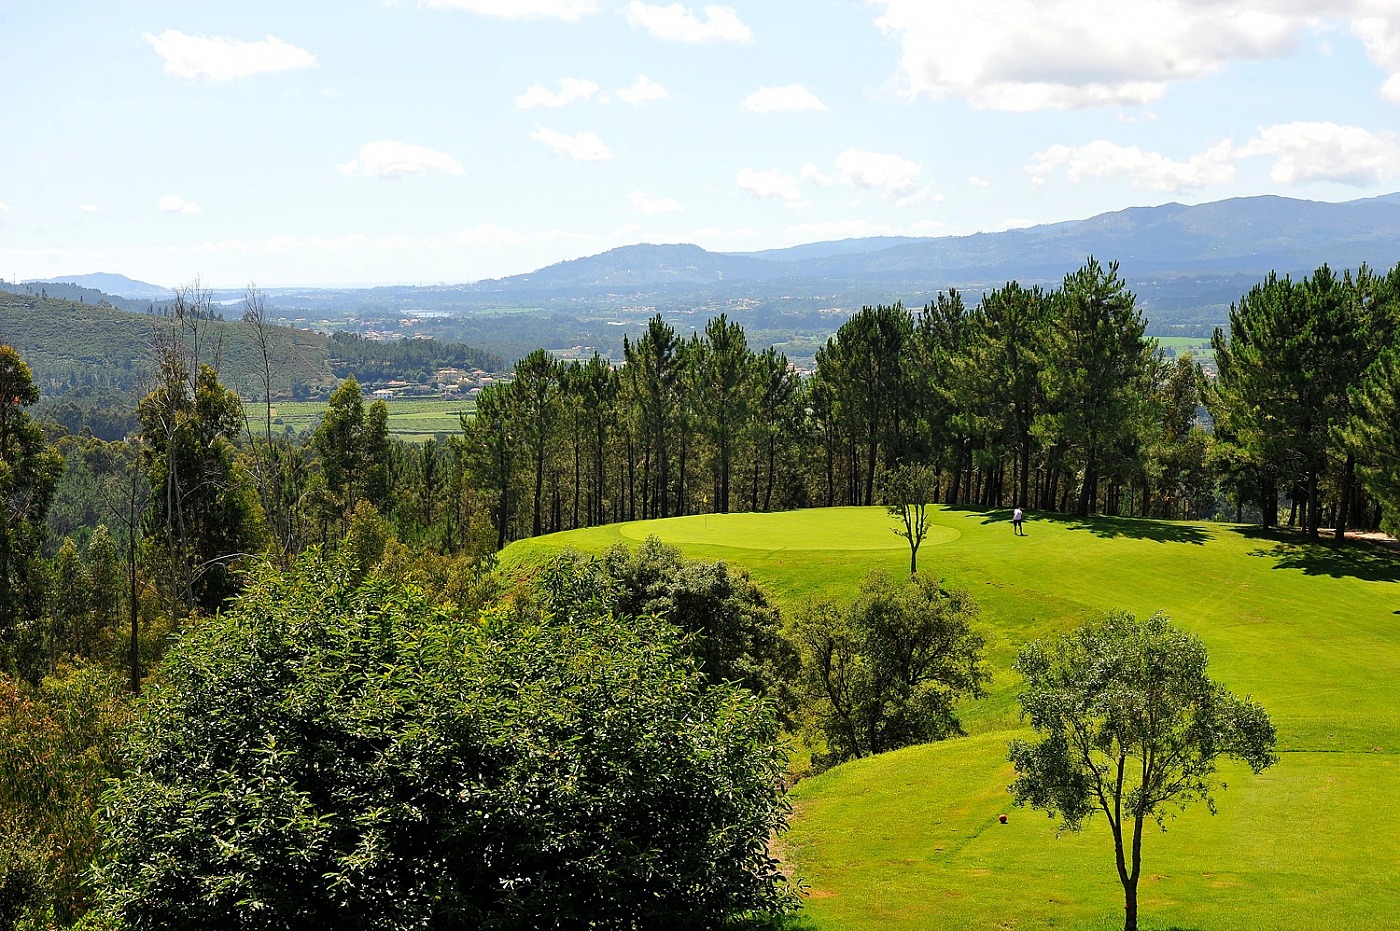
[505, 505, 1400, 930]
[616, 506, 959, 551]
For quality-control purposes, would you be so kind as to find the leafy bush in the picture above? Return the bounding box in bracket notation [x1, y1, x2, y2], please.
[95, 552, 796, 930]
[791, 570, 987, 767]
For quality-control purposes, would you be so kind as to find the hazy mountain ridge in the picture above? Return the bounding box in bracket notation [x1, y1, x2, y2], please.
[23, 193, 1400, 356]
[21, 272, 172, 301]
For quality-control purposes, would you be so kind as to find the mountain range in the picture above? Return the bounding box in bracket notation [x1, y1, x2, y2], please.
[26, 192, 1400, 339]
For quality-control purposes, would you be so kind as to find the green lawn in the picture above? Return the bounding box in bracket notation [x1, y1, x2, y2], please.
[505, 506, 1400, 930]
[252, 398, 473, 441]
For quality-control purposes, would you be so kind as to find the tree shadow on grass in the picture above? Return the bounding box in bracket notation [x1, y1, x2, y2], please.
[1230, 525, 1400, 583]
[947, 505, 1211, 545]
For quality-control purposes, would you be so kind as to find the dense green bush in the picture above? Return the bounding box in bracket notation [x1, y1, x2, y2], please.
[791, 569, 987, 766]
[95, 553, 796, 930]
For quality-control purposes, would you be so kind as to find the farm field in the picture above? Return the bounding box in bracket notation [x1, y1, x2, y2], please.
[249, 398, 474, 441]
[504, 506, 1400, 931]
[1156, 335, 1215, 361]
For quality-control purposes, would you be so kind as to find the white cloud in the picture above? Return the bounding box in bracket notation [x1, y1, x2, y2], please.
[0, 201, 9, 214]
[1026, 139, 1237, 192]
[870, 1, 1305, 110]
[516, 77, 600, 109]
[531, 126, 612, 160]
[627, 2, 753, 43]
[800, 163, 833, 186]
[1352, 12, 1400, 102]
[618, 75, 669, 106]
[159, 194, 202, 214]
[77, 204, 101, 214]
[629, 191, 684, 214]
[1238, 121, 1400, 184]
[143, 29, 316, 82]
[836, 149, 923, 199]
[737, 168, 803, 203]
[402, 0, 598, 20]
[968, 176, 992, 188]
[336, 141, 465, 178]
[742, 84, 828, 113]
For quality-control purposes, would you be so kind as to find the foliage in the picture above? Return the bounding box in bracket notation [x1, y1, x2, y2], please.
[0, 665, 132, 928]
[1008, 610, 1277, 931]
[1342, 342, 1400, 535]
[576, 537, 801, 707]
[138, 363, 264, 615]
[327, 330, 501, 381]
[95, 552, 796, 930]
[791, 569, 986, 767]
[0, 345, 64, 678]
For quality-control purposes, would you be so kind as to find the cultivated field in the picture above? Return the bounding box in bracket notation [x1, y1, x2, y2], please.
[505, 506, 1400, 931]
[249, 398, 474, 442]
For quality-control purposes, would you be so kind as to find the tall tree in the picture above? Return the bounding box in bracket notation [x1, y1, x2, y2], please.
[1207, 267, 1368, 535]
[1040, 259, 1152, 517]
[138, 364, 263, 615]
[693, 314, 753, 513]
[623, 315, 681, 519]
[511, 349, 564, 537]
[1341, 342, 1400, 533]
[1009, 611, 1277, 931]
[0, 346, 62, 675]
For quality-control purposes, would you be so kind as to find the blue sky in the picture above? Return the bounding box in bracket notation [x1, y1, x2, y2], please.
[2, 0, 1399, 288]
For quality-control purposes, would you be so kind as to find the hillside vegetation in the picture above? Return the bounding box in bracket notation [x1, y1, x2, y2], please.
[0, 290, 333, 398]
[505, 505, 1400, 930]
[0, 291, 501, 406]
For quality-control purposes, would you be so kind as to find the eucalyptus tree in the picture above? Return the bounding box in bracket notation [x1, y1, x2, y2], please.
[0, 345, 62, 673]
[1142, 353, 1212, 519]
[138, 364, 264, 615]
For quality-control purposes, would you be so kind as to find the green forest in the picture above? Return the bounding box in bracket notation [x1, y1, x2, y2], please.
[3, 256, 1400, 930]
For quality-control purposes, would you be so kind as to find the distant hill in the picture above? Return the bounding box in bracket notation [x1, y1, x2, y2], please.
[0, 292, 501, 406]
[456, 192, 1400, 330]
[2, 280, 156, 314]
[24, 272, 172, 301]
[0, 290, 333, 401]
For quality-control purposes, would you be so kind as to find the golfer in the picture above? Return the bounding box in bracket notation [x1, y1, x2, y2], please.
[1012, 506, 1025, 535]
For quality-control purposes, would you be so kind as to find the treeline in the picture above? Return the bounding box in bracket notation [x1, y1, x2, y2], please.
[470, 257, 1400, 544]
[327, 329, 502, 382]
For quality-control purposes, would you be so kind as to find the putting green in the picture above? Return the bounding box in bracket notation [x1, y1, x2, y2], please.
[506, 505, 1400, 930]
[616, 506, 960, 551]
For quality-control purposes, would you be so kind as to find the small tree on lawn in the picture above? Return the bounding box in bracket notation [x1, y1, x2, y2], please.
[1008, 611, 1276, 931]
[884, 462, 936, 575]
[793, 569, 985, 766]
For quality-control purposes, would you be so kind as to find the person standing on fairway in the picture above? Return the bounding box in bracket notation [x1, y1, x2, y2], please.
[1013, 506, 1025, 535]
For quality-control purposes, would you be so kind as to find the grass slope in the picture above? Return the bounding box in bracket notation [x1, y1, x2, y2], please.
[505, 506, 1400, 930]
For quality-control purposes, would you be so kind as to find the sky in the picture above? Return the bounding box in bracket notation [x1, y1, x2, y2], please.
[2, 0, 1399, 289]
